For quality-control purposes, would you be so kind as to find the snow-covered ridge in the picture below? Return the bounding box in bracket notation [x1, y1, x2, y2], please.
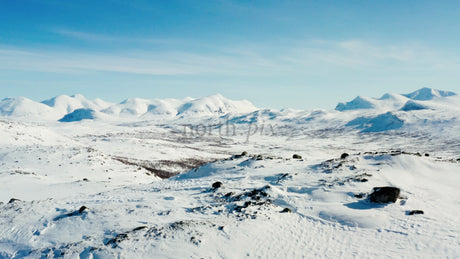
[335, 87, 458, 112]
[0, 88, 458, 134]
[403, 87, 457, 100]
[42, 94, 113, 115]
[0, 94, 258, 121]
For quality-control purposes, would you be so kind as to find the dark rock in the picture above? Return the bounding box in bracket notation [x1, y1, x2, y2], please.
[224, 192, 234, 197]
[53, 206, 89, 221]
[212, 181, 223, 189]
[8, 198, 21, 204]
[408, 210, 424, 215]
[369, 187, 400, 203]
[292, 154, 302, 159]
[275, 173, 291, 184]
[340, 153, 349, 159]
[132, 226, 148, 231]
[82, 178, 89, 182]
[233, 152, 247, 158]
[360, 178, 368, 182]
[280, 208, 292, 213]
[354, 193, 365, 198]
[105, 233, 129, 248]
[425, 153, 430, 157]
[255, 155, 263, 160]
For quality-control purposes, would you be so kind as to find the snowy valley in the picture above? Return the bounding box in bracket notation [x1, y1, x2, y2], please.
[0, 87, 459, 258]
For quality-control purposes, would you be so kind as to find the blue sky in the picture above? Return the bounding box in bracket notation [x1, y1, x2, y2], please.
[1, 0, 460, 109]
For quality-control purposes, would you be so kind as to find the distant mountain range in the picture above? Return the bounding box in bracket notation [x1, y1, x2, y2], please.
[0, 88, 458, 133]
[0, 94, 257, 122]
[335, 87, 457, 111]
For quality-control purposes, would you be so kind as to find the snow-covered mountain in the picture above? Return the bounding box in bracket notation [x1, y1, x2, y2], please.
[176, 94, 257, 117]
[0, 97, 57, 120]
[402, 87, 457, 100]
[41, 94, 113, 115]
[333, 87, 459, 132]
[1, 87, 455, 133]
[102, 94, 257, 119]
[0, 94, 258, 122]
[335, 87, 458, 112]
[210, 87, 459, 134]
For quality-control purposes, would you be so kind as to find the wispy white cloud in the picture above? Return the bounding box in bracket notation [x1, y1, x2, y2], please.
[282, 39, 444, 69]
[50, 28, 181, 45]
[0, 39, 457, 77]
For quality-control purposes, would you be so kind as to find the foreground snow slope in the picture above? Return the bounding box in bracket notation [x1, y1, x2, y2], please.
[1, 152, 459, 258]
[0, 88, 459, 258]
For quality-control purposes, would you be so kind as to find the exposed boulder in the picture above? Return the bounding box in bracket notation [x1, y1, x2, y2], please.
[408, 210, 424, 215]
[78, 206, 88, 213]
[340, 153, 349, 159]
[254, 155, 263, 160]
[212, 181, 223, 189]
[8, 198, 21, 204]
[369, 187, 400, 203]
[354, 193, 366, 198]
[280, 208, 292, 213]
[53, 205, 89, 221]
[233, 151, 248, 159]
[292, 154, 302, 159]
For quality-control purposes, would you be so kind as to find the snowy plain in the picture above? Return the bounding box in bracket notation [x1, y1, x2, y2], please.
[0, 87, 459, 258]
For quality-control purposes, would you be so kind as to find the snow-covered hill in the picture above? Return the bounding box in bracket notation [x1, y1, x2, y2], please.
[335, 87, 458, 112]
[0, 97, 57, 120]
[402, 87, 457, 100]
[0, 94, 257, 122]
[42, 94, 112, 116]
[0, 88, 459, 258]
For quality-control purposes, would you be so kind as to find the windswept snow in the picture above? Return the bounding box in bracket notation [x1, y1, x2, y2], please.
[0, 88, 459, 258]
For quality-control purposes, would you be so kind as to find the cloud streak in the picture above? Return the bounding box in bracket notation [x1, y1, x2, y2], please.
[0, 39, 457, 77]
[51, 28, 182, 45]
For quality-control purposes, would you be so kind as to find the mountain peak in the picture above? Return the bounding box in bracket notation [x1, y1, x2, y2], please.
[403, 87, 457, 101]
[335, 96, 376, 111]
[336, 88, 458, 112]
[42, 94, 112, 115]
[176, 94, 257, 116]
[0, 96, 56, 119]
